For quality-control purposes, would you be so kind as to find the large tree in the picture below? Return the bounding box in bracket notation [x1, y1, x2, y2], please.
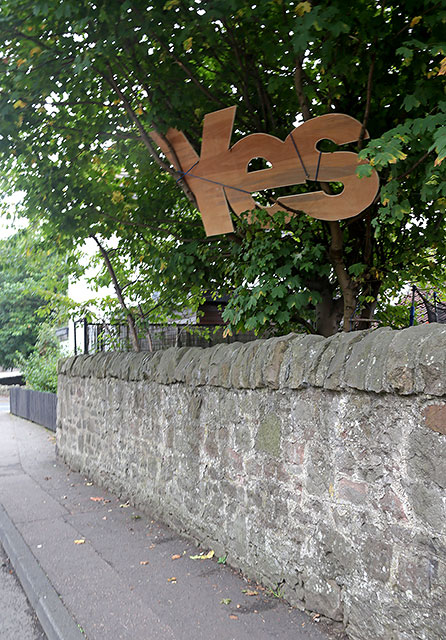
[0, 0, 445, 336]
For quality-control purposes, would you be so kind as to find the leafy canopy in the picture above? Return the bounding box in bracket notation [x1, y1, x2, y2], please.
[0, 0, 445, 336]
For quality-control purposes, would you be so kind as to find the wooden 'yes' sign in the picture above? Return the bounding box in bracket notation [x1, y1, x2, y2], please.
[151, 106, 379, 236]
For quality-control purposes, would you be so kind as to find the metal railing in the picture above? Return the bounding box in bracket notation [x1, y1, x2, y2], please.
[73, 319, 261, 355]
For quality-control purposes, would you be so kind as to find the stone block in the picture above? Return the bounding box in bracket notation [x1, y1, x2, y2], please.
[212, 342, 244, 388]
[323, 329, 371, 390]
[233, 341, 263, 388]
[337, 478, 368, 505]
[385, 324, 435, 394]
[248, 339, 269, 388]
[305, 445, 333, 498]
[422, 403, 446, 436]
[407, 424, 446, 489]
[70, 354, 90, 377]
[158, 346, 191, 383]
[397, 553, 437, 597]
[84, 352, 114, 379]
[141, 350, 163, 381]
[416, 324, 446, 395]
[192, 347, 214, 385]
[315, 523, 358, 574]
[128, 353, 153, 381]
[255, 412, 281, 458]
[409, 480, 446, 531]
[379, 487, 408, 522]
[261, 334, 295, 388]
[303, 575, 343, 621]
[343, 326, 393, 392]
[346, 593, 387, 640]
[206, 343, 231, 386]
[362, 536, 392, 583]
[58, 354, 77, 375]
[280, 333, 325, 389]
[173, 347, 203, 384]
[300, 338, 332, 388]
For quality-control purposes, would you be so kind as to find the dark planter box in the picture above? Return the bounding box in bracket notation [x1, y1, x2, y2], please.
[10, 388, 57, 432]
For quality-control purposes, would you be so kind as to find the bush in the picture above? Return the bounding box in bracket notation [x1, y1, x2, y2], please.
[15, 325, 63, 393]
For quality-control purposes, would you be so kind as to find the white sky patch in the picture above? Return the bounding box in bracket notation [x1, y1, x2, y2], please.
[68, 236, 114, 305]
[0, 192, 28, 238]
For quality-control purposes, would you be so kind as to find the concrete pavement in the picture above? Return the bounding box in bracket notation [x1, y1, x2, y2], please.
[0, 401, 345, 640]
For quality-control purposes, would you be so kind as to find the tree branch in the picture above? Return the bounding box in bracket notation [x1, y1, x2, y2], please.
[358, 52, 376, 150]
[396, 150, 432, 181]
[90, 234, 140, 351]
[294, 56, 312, 121]
[98, 64, 197, 206]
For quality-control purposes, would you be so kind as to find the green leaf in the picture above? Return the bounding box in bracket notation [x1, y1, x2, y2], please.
[356, 164, 373, 178]
[403, 95, 421, 112]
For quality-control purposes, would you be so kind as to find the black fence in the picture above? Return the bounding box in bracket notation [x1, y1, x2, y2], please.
[74, 320, 262, 355]
[10, 388, 57, 432]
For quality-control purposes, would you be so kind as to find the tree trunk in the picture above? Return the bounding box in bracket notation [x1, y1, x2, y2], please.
[90, 235, 140, 352]
[145, 329, 153, 352]
[327, 221, 358, 332]
[125, 313, 141, 352]
[315, 293, 344, 337]
[352, 300, 377, 331]
[352, 278, 381, 330]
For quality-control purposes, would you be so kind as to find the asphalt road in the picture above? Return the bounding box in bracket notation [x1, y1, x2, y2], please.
[0, 542, 47, 640]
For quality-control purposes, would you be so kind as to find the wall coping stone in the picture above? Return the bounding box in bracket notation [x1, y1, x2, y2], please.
[58, 324, 446, 396]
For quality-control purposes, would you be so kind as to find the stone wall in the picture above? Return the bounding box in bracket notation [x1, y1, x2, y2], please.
[56, 325, 446, 640]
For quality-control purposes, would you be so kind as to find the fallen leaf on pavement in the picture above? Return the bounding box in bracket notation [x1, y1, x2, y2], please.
[90, 497, 104, 502]
[190, 550, 214, 560]
[220, 599, 231, 605]
[74, 539, 85, 545]
[171, 554, 181, 560]
[229, 615, 238, 620]
[242, 589, 258, 596]
[140, 561, 149, 565]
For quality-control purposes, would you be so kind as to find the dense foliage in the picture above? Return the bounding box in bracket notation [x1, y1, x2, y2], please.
[15, 322, 62, 392]
[0, 0, 445, 336]
[0, 227, 73, 368]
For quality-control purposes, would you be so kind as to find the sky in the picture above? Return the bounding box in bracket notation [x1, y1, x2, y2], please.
[0, 193, 28, 238]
